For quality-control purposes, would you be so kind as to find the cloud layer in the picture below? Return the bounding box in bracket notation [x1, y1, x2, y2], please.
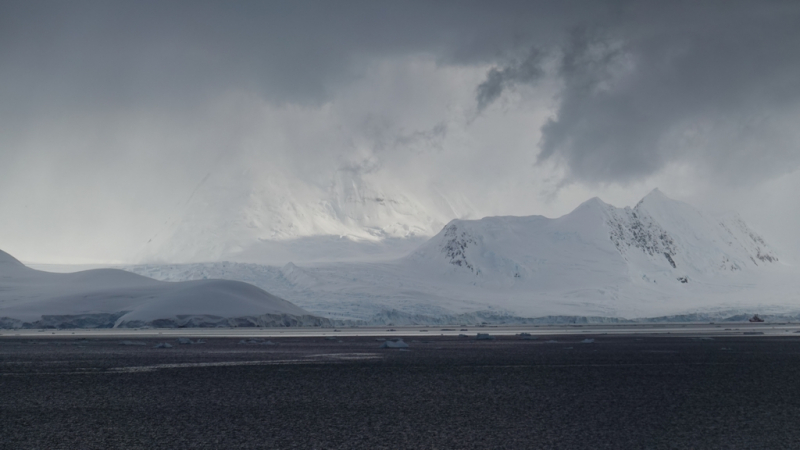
[1, 1, 799, 262]
[536, 3, 800, 185]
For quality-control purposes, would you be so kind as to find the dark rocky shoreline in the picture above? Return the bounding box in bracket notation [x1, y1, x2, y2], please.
[2, 335, 799, 449]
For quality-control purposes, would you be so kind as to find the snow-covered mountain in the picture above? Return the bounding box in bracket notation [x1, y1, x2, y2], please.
[137, 168, 475, 264]
[126, 189, 799, 322]
[411, 188, 779, 284]
[0, 249, 327, 329]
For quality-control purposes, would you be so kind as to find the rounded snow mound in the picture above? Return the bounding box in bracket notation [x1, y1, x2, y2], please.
[0, 248, 320, 328]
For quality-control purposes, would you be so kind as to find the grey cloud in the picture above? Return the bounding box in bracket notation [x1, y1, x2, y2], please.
[0, 0, 590, 114]
[348, 117, 448, 164]
[536, 2, 800, 185]
[8, 1, 797, 191]
[3, 0, 800, 262]
[0, 0, 598, 187]
[476, 48, 546, 112]
[393, 123, 449, 154]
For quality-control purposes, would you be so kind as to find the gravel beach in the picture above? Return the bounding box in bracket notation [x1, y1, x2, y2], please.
[2, 334, 800, 449]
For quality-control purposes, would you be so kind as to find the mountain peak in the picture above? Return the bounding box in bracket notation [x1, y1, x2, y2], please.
[641, 187, 666, 200]
[575, 196, 611, 211]
[634, 189, 682, 215]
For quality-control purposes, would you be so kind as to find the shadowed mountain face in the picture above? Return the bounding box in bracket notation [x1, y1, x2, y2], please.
[0, 250, 328, 329]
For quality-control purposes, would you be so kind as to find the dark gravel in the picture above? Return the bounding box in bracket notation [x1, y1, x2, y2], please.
[2, 335, 800, 449]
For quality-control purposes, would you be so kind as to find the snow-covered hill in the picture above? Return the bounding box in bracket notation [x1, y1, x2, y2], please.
[125, 189, 799, 323]
[0, 249, 328, 328]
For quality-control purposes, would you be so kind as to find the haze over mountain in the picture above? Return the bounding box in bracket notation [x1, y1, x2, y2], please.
[127, 190, 798, 323]
[137, 167, 476, 264]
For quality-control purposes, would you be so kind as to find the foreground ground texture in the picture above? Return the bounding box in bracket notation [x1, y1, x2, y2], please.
[2, 333, 799, 449]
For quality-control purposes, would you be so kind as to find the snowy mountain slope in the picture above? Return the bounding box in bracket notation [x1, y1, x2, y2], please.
[412, 189, 779, 281]
[137, 168, 475, 264]
[630, 189, 778, 273]
[124, 189, 798, 322]
[0, 249, 328, 328]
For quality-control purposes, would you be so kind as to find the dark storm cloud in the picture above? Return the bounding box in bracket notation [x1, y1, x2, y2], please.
[532, 1, 800, 185]
[0, 0, 592, 112]
[0, 0, 604, 204]
[3, 0, 798, 185]
[476, 48, 546, 112]
[3, 0, 800, 263]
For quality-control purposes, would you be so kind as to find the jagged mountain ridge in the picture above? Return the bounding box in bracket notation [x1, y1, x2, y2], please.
[411, 189, 778, 285]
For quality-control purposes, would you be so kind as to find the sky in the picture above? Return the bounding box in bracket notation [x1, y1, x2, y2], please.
[1, 0, 800, 264]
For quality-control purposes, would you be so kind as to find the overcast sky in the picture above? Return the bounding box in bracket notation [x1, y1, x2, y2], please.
[2, 0, 800, 263]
